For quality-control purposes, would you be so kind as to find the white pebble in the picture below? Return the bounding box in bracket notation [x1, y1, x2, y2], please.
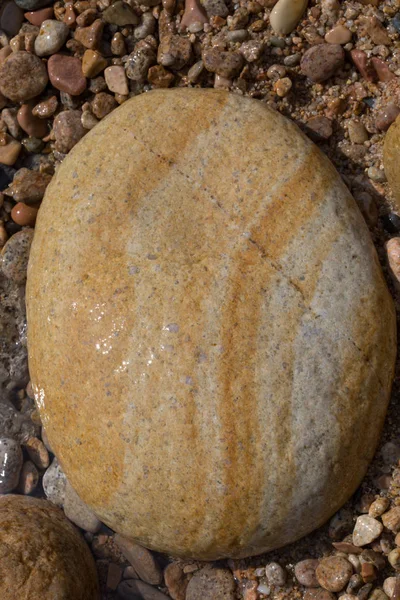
[353, 515, 383, 547]
[34, 20, 69, 57]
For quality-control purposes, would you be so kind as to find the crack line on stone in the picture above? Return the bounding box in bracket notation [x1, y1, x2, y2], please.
[127, 131, 385, 390]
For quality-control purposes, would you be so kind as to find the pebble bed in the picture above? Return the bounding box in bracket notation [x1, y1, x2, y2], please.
[2, 0, 400, 598]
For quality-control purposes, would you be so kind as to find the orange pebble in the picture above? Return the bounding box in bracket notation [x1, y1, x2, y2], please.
[11, 202, 39, 227]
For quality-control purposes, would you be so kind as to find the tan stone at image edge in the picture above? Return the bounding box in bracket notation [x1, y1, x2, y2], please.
[384, 114, 400, 212]
[26, 89, 397, 560]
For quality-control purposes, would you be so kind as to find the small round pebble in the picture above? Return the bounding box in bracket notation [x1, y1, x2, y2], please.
[63, 480, 102, 533]
[300, 44, 345, 82]
[325, 25, 352, 44]
[0, 228, 34, 283]
[11, 202, 39, 227]
[104, 65, 129, 95]
[0, 1, 24, 36]
[48, 54, 87, 96]
[353, 515, 384, 547]
[387, 238, 400, 286]
[316, 557, 353, 592]
[185, 567, 235, 600]
[0, 51, 48, 102]
[0, 438, 23, 493]
[17, 104, 49, 138]
[389, 549, 400, 570]
[270, 0, 308, 34]
[24, 6, 54, 26]
[34, 19, 69, 57]
[295, 559, 320, 587]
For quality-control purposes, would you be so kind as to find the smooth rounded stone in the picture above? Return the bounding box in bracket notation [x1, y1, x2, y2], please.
[26, 89, 397, 560]
[295, 559, 320, 587]
[17, 459, 39, 494]
[316, 557, 353, 592]
[0, 495, 99, 600]
[347, 120, 368, 144]
[103, 1, 138, 25]
[389, 549, 400, 569]
[265, 562, 287, 586]
[202, 47, 244, 77]
[11, 202, 39, 227]
[64, 480, 101, 533]
[270, 0, 308, 34]
[118, 579, 170, 600]
[377, 104, 400, 133]
[17, 104, 49, 139]
[304, 589, 336, 600]
[0, 437, 23, 493]
[384, 116, 400, 212]
[1, 228, 34, 284]
[0, 1, 24, 36]
[74, 19, 104, 50]
[114, 534, 162, 584]
[34, 19, 69, 57]
[82, 49, 107, 78]
[353, 515, 383, 547]
[42, 457, 67, 506]
[325, 25, 351, 44]
[185, 568, 235, 600]
[53, 110, 86, 153]
[164, 563, 188, 600]
[369, 497, 390, 518]
[0, 52, 48, 102]
[48, 54, 87, 96]
[201, 0, 228, 17]
[301, 44, 345, 82]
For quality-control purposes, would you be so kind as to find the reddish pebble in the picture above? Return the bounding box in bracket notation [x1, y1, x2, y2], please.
[17, 104, 48, 138]
[64, 3, 76, 27]
[48, 54, 87, 96]
[24, 7, 54, 26]
[11, 202, 39, 227]
[350, 49, 376, 82]
[375, 103, 400, 131]
[371, 57, 395, 82]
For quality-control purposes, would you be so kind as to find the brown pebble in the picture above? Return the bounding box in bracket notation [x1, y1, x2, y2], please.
[365, 16, 391, 45]
[64, 3, 76, 27]
[0, 51, 48, 103]
[82, 49, 107, 78]
[17, 460, 39, 494]
[107, 563, 123, 590]
[164, 563, 188, 600]
[158, 34, 193, 70]
[300, 44, 344, 83]
[0, 46, 11, 67]
[11, 202, 39, 226]
[74, 19, 104, 49]
[5, 168, 51, 204]
[148, 64, 174, 88]
[24, 437, 50, 469]
[371, 58, 395, 83]
[114, 535, 162, 585]
[304, 589, 336, 600]
[306, 116, 333, 140]
[325, 25, 351, 44]
[332, 542, 363, 554]
[361, 563, 377, 583]
[24, 7, 54, 26]
[382, 507, 400, 533]
[91, 92, 117, 119]
[48, 54, 87, 96]
[350, 50, 376, 82]
[17, 104, 48, 139]
[76, 8, 97, 27]
[0, 135, 21, 166]
[0, 221, 8, 250]
[316, 557, 353, 592]
[376, 104, 400, 132]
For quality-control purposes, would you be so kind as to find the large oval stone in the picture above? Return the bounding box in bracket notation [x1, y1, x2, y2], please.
[384, 114, 400, 212]
[27, 89, 396, 560]
[0, 495, 99, 599]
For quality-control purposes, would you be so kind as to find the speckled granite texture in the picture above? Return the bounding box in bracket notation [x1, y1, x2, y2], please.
[27, 89, 397, 559]
[0, 495, 99, 599]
